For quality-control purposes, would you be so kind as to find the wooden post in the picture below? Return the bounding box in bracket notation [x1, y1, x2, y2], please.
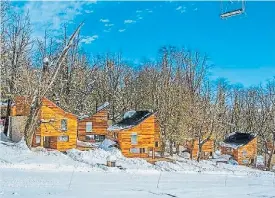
[41, 136, 44, 147]
[152, 147, 155, 159]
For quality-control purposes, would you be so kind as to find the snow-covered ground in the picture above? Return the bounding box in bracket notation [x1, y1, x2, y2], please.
[1, 134, 275, 198]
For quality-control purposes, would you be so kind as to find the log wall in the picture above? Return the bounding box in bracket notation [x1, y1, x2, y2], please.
[12, 96, 78, 152]
[220, 137, 257, 165]
[109, 114, 161, 158]
[185, 139, 214, 160]
[78, 109, 108, 141]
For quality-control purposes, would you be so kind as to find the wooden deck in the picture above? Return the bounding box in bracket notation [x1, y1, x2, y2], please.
[145, 157, 175, 164]
[76, 146, 95, 151]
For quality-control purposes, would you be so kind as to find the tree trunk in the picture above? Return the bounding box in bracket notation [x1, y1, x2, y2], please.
[197, 143, 203, 162]
[3, 99, 11, 135]
[169, 139, 173, 156]
[176, 143, 180, 155]
[266, 137, 275, 171]
[160, 140, 165, 157]
[24, 95, 40, 148]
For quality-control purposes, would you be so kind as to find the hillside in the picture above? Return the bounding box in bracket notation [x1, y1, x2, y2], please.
[1, 134, 275, 198]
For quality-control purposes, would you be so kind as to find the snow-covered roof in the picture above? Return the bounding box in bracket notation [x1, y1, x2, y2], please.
[78, 114, 89, 120]
[97, 102, 109, 112]
[220, 132, 257, 149]
[108, 110, 153, 131]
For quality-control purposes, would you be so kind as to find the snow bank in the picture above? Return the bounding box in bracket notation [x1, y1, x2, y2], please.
[0, 138, 99, 173]
[65, 147, 274, 177]
[0, 130, 9, 142]
[66, 148, 155, 172]
[1, 133, 273, 177]
[99, 139, 117, 150]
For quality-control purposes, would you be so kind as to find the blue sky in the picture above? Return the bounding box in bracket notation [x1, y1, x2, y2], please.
[14, 1, 275, 87]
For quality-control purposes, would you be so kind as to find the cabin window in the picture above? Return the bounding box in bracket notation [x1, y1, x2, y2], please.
[35, 136, 41, 144]
[130, 148, 139, 153]
[61, 119, 67, 131]
[86, 135, 94, 141]
[86, 122, 93, 132]
[95, 135, 105, 142]
[58, 135, 69, 142]
[140, 148, 146, 153]
[155, 142, 159, 147]
[131, 133, 138, 145]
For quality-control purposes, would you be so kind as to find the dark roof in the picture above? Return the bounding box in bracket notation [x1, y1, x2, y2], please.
[221, 132, 256, 148]
[108, 110, 153, 131]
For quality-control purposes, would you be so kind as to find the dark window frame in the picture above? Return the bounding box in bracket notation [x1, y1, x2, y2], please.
[61, 119, 68, 131]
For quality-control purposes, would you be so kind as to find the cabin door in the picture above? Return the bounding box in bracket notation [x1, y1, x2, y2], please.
[44, 137, 51, 148]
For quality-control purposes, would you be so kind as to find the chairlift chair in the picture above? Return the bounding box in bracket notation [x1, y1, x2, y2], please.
[220, 8, 244, 19]
[220, 0, 246, 19]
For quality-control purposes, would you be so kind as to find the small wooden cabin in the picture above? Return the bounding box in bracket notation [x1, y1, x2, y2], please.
[78, 102, 109, 143]
[265, 141, 275, 168]
[10, 96, 78, 151]
[184, 138, 214, 160]
[107, 110, 161, 158]
[220, 132, 257, 165]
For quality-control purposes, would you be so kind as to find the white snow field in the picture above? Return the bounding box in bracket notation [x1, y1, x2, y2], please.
[1, 137, 275, 198]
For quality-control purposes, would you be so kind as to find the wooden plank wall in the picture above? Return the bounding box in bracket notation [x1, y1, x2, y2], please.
[220, 146, 239, 162]
[220, 138, 257, 165]
[38, 98, 78, 151]
[189, 139, 214, 160]
[116, 114, 161, 158]
[267, 142, 275, 154]
[11, 96, 77, 151]
[236, 138, 257, 165]
[78, 109, 108, 141]
[14, 96, 31, 116]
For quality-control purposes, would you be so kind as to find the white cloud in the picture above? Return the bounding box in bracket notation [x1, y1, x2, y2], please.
[104, 23, 114, 27]
[136, 10, 142, 13]
[118, 29, 126, 32]
[104, 29, 111, 33]
[176, 5, 186, 13]
[193, 8, 198, 11]
[124, 20, 136, 24]
[137, 16, 143, 20]
[19, 1, 95, 38]
[85, 10, 94, 14]
[100, 19, 110, 23]
[80, 35, 98, 44]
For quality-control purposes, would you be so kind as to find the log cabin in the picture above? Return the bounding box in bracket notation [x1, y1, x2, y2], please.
[265, 141, 275, 168]
[220, 132, 257, 165]
[9, 96, 78, 151]
[183, 138, 214, 160]
[107, 110, 161, 158]
[77, 102, 109, 143]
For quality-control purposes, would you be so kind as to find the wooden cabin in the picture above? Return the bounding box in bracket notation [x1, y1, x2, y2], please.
[10, 96, 78, 151]
[78, 102, 109, 143]
[107, 110, 161, 158]
[265, 141, 275, 168]
[220, 132, 257, 165]
[184, 138, 214, 160]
